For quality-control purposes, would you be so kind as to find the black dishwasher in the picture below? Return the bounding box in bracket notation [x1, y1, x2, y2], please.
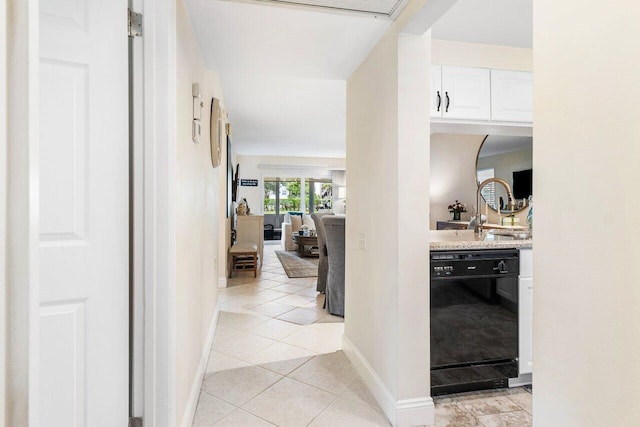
[430, 249, 519, 396]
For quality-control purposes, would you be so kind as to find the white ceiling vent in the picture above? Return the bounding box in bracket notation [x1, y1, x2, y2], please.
[256, 0, 407, 17]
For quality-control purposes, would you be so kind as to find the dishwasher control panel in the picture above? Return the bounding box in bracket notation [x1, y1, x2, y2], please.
[432, 265, 454, 277]
[430, 249, 519, 279]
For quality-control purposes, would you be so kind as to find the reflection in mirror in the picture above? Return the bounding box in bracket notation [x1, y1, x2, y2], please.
[476, 136, 532, 213]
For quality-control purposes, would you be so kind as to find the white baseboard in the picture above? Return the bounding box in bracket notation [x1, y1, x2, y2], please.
[342, 335, 396, 421]
[218, 276, 227, 288]
[342, 335, 434, 427]
[395, 397, 435, 427]
[180, 308, 220, 427]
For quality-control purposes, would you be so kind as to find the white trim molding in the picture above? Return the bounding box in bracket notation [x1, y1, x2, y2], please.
[0, 0, 7, 417]
[218, 277, 228, 289]
[180, 308, 219, 427]
[342, 336, 434, 427]
[6, 0, 40, 424]
[142, 0, 178, 426]
[396, 397, 435, 427]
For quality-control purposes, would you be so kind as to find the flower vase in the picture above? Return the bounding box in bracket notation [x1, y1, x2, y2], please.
[453, 212, 461, 221]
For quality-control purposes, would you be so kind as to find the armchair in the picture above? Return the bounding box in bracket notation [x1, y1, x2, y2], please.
[280, 212, 316, 251]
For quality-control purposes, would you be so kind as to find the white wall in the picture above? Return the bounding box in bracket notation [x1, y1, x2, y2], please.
[0, 0, 7, 421]
[431, 39, 532, 71]
[429, 134, 484, 227]
[176, 0, 224, 424]
[345, 1, 433, 424]
[235, 154, 345, 215]
[533, 1, 640, 425]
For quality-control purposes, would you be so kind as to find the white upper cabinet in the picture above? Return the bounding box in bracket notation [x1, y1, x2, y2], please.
[491, 70, 534, 122]
[430, 65, 533, 124]
[441, 66, 491, 120]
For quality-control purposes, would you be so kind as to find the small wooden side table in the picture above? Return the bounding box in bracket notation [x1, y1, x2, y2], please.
[229, 243, 258, 278]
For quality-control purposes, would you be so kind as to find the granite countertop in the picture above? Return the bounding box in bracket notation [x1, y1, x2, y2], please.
[430, 230, 533, 251]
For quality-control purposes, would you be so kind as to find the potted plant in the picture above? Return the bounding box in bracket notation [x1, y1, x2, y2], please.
[448, 200, 467, 221]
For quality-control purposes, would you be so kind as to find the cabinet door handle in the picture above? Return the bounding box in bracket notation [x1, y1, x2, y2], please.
[445, 91, 450, 112]
[436, 91, 441, 111]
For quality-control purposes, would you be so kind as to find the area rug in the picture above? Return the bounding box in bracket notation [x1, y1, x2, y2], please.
[275, 250, 319, 278]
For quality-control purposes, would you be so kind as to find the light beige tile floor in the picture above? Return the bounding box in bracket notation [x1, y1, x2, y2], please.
[192, 243, 532, 426]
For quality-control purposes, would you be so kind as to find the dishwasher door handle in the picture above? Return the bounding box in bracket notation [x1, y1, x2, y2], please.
[493, 261, 507, 273]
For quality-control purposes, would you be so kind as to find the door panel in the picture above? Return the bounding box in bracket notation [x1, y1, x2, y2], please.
[40, 302, 87, 425]
[39, 0, 129, 425]
[39, 60, 88, 245]
[491, 70, 533, 122]
[442, 65, 491, 120]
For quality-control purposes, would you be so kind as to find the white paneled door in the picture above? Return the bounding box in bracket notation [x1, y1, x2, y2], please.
[39, 1, 129, 426]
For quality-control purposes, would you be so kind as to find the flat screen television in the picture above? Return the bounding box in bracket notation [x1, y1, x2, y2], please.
[512, 169, 532, 200]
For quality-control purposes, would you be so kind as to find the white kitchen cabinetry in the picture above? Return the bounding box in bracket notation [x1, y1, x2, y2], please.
[519, 248, 533, 375]
[430, 65, 533, 124]
[491, 70, 534, 122]
[439, 66, 491, 120]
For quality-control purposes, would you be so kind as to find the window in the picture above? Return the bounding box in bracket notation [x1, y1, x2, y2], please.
[278, 178, 301, 214]
[477, 168, 496, 208]
[307, 179, 332, 213]
[263, 180, 277, 214]
[263, 177, 332, 227]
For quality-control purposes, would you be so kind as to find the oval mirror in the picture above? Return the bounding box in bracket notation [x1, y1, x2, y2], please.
[476, 135, 533, 213]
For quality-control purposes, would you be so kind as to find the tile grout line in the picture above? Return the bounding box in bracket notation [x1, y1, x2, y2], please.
[303, 374, 362, 427]
[202, 367, 286, 409]
[198, 247, 358, 426]
[213, 407, 277, 427]
[199, 387, 240, 410]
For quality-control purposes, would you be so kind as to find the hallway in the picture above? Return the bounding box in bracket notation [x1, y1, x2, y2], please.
[192, 245, 532, 426]
[192, 244, 391, 426]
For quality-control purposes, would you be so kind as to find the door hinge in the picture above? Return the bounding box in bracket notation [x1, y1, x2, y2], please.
[128, 9, 142, 38]
[129, 417, 143, 427]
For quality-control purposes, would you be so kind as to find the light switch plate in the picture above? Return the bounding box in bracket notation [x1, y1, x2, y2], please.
[358, 233, 366, 250]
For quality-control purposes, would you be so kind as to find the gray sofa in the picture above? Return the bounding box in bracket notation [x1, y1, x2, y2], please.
[322, 216, 345, 317]
[311, 212, 334, 293]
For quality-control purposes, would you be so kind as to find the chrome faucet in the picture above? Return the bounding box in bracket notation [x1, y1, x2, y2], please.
[475, 178, 517, 234]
